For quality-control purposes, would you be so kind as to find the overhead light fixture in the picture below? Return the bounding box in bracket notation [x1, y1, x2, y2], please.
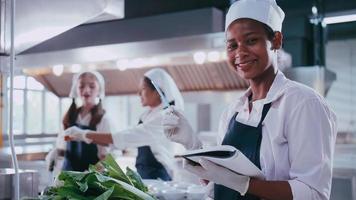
[52, 64, 64, 76]
[207, 51, 220, 62]
[70, 64, 82, 73]
[323, 9, 356, 24]
[311, 6, 318, 15]
[116, 59, 129, 71]
[88, 64, 97, 70]
[131, 58, 146, 68]
[193, 51, 206, 65]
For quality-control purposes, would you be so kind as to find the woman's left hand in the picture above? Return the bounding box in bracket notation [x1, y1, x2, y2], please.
[162, 108, 202, 149]
[184, 158, 250, 196]
[63, 126, 92, 144]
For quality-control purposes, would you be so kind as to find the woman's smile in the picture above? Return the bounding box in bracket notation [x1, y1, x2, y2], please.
[235, 59, 257, 71]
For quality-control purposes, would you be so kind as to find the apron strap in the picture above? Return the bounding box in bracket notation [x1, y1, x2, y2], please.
[258, 103, 272, 126]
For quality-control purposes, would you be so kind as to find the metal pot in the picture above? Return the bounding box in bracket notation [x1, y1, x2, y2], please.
[0, 168, 39, 200]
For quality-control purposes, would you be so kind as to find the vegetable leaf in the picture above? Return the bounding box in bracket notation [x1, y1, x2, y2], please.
[93, 187, 114, 200]
[35, 154, 155, 200]
[126, 167, 148, 192]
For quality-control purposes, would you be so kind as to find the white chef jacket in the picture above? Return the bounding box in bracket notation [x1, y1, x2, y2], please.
[217, 71, 337, 200]
[111, 104, 176, 176]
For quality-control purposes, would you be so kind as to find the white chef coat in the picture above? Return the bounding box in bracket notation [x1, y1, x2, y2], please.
[111, 104, 176, 176]
[217, 71, 337, 200]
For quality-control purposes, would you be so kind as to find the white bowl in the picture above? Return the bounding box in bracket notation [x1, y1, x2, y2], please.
[187, 185, 206, 200]
[161, 188, 186, 200]
[172, 182, 191, 190]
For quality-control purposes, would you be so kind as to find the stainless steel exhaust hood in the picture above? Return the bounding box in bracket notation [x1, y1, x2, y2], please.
[284, 66, 336, 96]
[0, 0, 124, 55]
[14, 7, 223, 68]
[1, 3, 335, 96]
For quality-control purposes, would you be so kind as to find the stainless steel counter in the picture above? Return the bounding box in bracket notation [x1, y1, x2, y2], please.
[331, 144, 356, 200]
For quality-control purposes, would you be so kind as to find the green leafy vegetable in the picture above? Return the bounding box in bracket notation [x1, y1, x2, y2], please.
[93, 187, 114, 200]
[32, 154, 156, 200]
[126, 167, 148, 193]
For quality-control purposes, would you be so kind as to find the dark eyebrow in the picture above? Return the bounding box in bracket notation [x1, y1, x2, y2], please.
[226, 38, 235, 43]
[243, 31, 259, 37]
[226, 31, 259, 42]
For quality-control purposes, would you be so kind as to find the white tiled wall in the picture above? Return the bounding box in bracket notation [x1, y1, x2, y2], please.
[325, 39, 356, 133]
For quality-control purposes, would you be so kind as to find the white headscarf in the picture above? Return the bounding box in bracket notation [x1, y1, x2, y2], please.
[69, 70, 105, 99]
[144, 68, 184, 110]
[225, 0, 285, 32]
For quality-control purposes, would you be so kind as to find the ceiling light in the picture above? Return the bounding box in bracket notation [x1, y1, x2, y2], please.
[311, 6, 318, 15]
[193, 51, 206, 64]
[88, 64, 97, 70]
[70, 64, 82, 73]
[207, 51, 220, 62]
[131, 58, 146, 68]
[116, 59, 129, 71]
[52, 64, 64, 76]
[323, 10, 356, 24]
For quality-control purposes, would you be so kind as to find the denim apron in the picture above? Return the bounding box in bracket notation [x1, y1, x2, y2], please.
[214, 103, 272, 200]
[63, 124, 99, 171]
[135, 120, 172, 181]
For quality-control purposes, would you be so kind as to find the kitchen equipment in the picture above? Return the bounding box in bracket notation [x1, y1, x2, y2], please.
[143, 180, 205, 200]
[284, 66, 336, 96]
[0, 168, 39, 200]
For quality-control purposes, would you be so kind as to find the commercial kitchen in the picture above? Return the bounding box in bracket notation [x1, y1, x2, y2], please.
[0, 0, 356, 199]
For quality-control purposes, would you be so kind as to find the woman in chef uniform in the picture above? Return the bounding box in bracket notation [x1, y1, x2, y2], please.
[65, 68, 191, 181]
[162, 0, 337, 199]
[47, 70, 111, 173]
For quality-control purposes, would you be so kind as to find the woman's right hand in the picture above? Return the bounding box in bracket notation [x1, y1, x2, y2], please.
[184, 158, 250, 196]
[162, 108, 202, 149]
[63, 126, 92, 144]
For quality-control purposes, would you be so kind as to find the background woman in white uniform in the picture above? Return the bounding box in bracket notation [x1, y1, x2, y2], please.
[65, 68, 188, 180]
[46, 71, 111, 173]
[163, 0, 337, 199]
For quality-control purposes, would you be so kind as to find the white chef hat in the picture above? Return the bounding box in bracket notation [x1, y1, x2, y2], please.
[225, 0, 285, 32]
[69, 70, 105, 99]
[144, 68, 184, 111]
